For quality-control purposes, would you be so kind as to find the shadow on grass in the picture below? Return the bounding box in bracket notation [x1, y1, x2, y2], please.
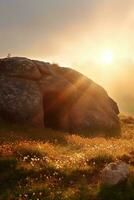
[0, 120, 121, 145]
[98, 177, 134, 200]
[0, 121, 68, 145]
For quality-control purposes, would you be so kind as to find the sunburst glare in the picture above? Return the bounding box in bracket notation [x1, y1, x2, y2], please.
[101, 51, 114, 64]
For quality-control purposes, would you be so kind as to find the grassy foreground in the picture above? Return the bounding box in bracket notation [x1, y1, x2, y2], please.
[1, 116, 134, 200]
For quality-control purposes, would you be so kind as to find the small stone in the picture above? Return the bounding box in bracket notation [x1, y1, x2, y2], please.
[101, 161, 129, 185]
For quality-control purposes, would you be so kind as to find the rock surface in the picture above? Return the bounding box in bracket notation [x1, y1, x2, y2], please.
[0, 76, 44, 127]
[0, 57, 120, 134]
[101, 161, 129, 185]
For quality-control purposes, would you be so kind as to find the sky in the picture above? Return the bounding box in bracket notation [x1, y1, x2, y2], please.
[0, 0, 134, 114]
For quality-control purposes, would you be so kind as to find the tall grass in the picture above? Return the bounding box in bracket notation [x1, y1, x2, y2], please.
[0, 116, 134, 199]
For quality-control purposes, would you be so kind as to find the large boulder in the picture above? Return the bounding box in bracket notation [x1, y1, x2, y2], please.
[0, 57, 120, 135]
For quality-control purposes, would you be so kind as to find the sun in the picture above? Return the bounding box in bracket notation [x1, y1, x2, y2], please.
[101, 51, 113, 64]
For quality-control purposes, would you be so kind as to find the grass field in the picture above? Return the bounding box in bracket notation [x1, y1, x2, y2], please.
[1, 116, 134, 200]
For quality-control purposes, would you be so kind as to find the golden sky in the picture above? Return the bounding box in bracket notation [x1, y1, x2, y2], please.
[0, 0, 134, 114]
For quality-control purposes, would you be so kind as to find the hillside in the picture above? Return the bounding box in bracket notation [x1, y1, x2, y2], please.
[0, 116, 134, 200]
